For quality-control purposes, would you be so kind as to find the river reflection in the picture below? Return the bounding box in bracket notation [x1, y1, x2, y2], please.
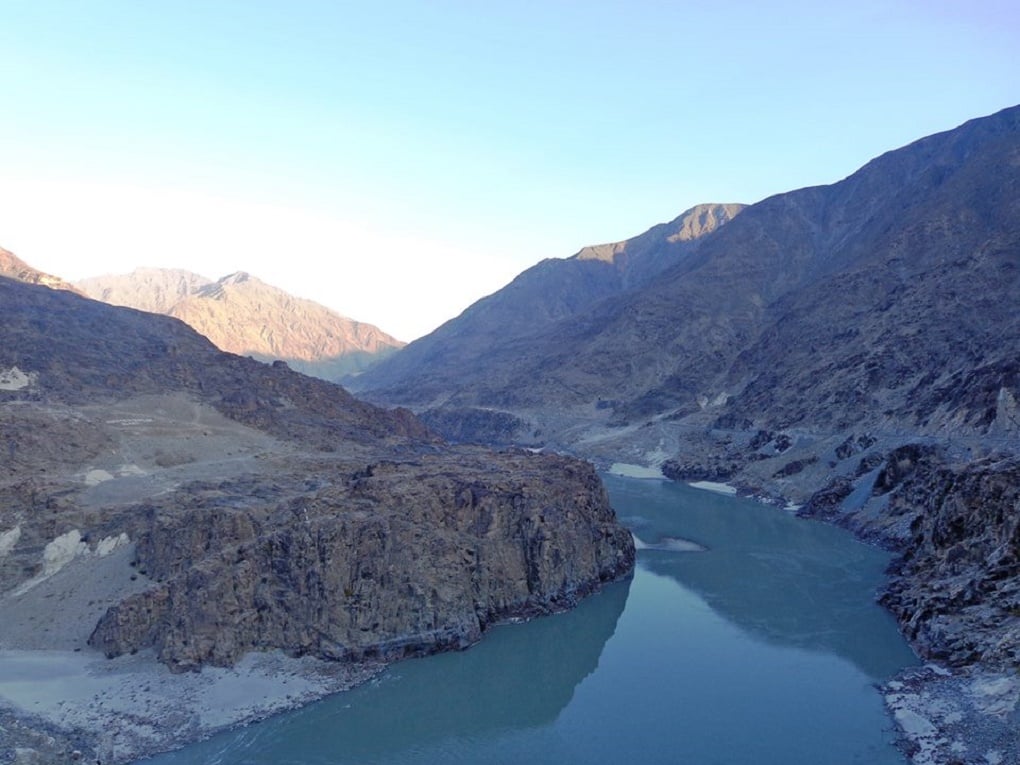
[607, 474, 917, 680]
[143, 576, 631, 764]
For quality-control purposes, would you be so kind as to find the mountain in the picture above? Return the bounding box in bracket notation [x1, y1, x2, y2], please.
[355, 107, 1020, 451]
[349, 202, 743, 402]
[78, 266, 212, 313]
[0, 268, 633, 762]
[77, 268, 405, 380]
[349, 105, 1020, 706]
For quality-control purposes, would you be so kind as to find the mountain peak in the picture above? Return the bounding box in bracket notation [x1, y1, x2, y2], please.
[218, 270, 254, 286]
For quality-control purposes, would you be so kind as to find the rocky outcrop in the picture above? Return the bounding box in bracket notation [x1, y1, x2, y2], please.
[88, 451, 633, 671]
[0, 246, 80, 293]
[876, 452, 1020, 670]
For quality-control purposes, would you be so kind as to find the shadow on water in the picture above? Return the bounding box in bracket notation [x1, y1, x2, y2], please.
[144, 575, 632, 764]
[605, 474, 918, 681]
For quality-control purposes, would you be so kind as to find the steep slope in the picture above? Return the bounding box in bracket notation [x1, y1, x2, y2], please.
[77, 268, 405, 380]
[350, 203, 743, 401]
[357, 106, 1020, 448]
[0, 273, 633, 761]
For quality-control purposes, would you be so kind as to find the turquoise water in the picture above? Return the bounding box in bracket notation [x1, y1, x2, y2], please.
[142, 475, 918, 764]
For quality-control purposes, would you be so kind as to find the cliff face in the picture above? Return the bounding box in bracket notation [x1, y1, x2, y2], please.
[0, 273, 634, 677]
[88, 452, 632, 670]
[879, 451, 1019, 670]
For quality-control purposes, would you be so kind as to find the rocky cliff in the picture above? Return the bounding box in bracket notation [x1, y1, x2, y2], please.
[88, 450, 630, 671]
[77, 267, 405, 380]
[0, 266, 633, 761]
[799, 444, 1020, 671]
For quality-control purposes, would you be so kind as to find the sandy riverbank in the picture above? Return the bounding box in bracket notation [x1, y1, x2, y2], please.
[0, 647, 383, 764]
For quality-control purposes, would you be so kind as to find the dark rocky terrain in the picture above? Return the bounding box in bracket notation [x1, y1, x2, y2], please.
[0, 268, 633, 762]
[351, 105, 1020, 761]
[78, 267, 405, 380]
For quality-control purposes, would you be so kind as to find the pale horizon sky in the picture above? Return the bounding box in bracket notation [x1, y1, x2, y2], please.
[1, 2, 1017, 340]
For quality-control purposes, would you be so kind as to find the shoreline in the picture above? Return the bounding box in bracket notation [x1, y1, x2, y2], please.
[0, 647, 385, 764]
[608, 458, 1020, 764]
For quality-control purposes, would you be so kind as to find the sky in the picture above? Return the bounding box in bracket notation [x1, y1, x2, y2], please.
[0, 2, 1017, 341]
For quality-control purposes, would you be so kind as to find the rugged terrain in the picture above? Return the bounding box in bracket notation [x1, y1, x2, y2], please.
[78, 267, 405, 380]
[352, 105, 1020, 763]
[0, 271, 633, 763]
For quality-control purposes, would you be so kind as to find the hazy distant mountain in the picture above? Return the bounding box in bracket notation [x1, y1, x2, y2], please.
[78, 266, 212, 313]
[78, 268, 405, 380]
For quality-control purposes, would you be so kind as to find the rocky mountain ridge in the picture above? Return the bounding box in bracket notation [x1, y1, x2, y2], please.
[348, 202, 744, 400]
[77, 267, 405, 380]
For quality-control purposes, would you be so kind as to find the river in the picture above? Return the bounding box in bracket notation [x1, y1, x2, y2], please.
[141, 474, 918, 764]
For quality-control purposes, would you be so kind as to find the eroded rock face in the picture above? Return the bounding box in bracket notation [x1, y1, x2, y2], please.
[877, 453, 1020, 670]
[88, 451, 634, 671]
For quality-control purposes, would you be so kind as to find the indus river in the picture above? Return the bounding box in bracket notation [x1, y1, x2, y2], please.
[142, 474, 918, 764]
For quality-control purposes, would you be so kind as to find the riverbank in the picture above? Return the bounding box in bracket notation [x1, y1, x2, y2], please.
[884, 665, 1020, 765]
[0, 648, 383, 764]
[607, 456, 1020, 765]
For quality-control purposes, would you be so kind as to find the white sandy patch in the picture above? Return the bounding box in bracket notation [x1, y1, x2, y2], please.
[42, 530, 88, 577]
[0, 526, 21, 558]
[84, 468, 115, 486]
[11, 530, 89, 596]
[94, 532, 130, 557]
[0, 366, 37, 391]
[9, 529, 132, 597]
[969, 675, 1020, 716]
[608, 463, 664, 479]
[632, 534, 706, 552]
[689, 481, 738, 495]
[0, 648, 380, 764]
[893, 707, 938, 738]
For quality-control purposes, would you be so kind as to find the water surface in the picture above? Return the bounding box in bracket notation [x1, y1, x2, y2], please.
[143, 475, 917, 764]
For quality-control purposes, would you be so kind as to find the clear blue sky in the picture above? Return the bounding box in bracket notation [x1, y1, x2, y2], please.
[0, 1, 1017, 340]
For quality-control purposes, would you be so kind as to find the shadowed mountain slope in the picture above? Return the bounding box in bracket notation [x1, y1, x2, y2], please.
[349, 203, 743, 401]
[354, 106, 1020, 444]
